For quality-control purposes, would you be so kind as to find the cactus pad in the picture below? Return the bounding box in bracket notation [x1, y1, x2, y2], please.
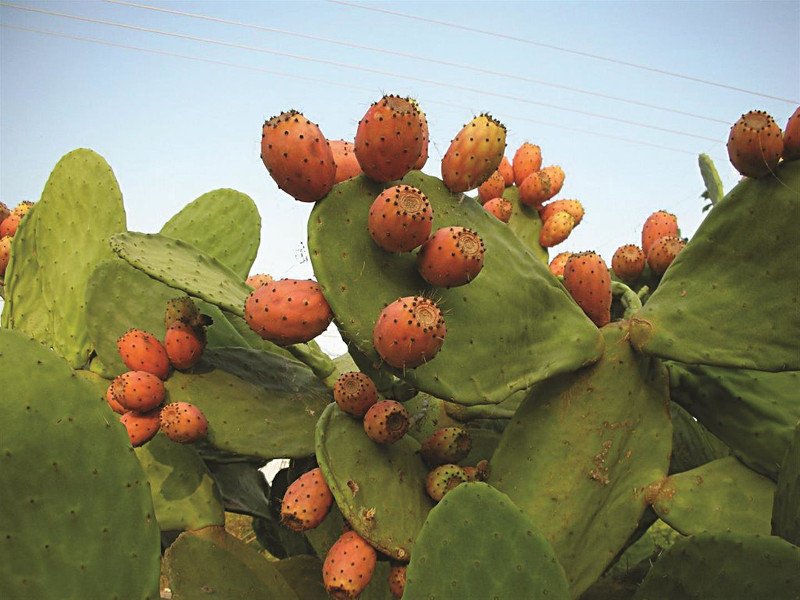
[772, 422, 800, 545]
[502, 185, 548, 263]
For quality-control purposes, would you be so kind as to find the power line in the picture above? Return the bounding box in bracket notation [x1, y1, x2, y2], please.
[329, 0, 799, 105]
[0, 22, 724, 161]
[102, 0, 728, 125]
[0, 3, 722, 143]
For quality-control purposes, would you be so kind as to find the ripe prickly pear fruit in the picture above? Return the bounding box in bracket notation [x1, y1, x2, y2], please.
[363, 400, 410, 444]
[477, 170, 506, 204]
[323, 530, 377, 600]
[0, 202, 9, 225]
[512, 142, 542, 186]
[611, 244, 646, 283]
[416, 226, 485, 288]
[388, 563, 407, 599]
[548, 251, 573, 277]
[441, 113, 506, 193]
[0, 235, 11, 279]
[244, 278, 333, 346]
[372, 296, 446, 369]
[483, 197, 512, 223]
[368, 185, 433, 253]
[425, 464, 468, 502]
[105, 378, 127, 415]
[783, 107, 800, 161]
[419, 426, 472, 467]
[165, 321, 206, 371]
[539, 210, 575, 248]
[647, 235, 686, 276]
[261, 110, 337, 202]
[497, 156, 514, 187]
[539, 198, 584, 226]
[246, 273, 274, 289]
[641, 210, 679, 257]
[411, 99, 430, 170]
[563, 252, 612, 327]
[726, 110, 784, 178]
[159, 401, 209, 444]
[519, 165, 565, 207]
[463, 459, 490, 482]
[0, 201, 34, 238]
[112, 370, 166, 413]
[120, 410, 161, 447]
[280, 467, 334, 532]
[329, 139, 363, 184]
[333, 371, 378, 418]
[354, 95, 423, 183]
[117, 328, 170, 380]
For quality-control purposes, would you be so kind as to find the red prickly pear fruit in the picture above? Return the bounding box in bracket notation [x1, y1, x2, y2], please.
[0, 201, 33, 238]
[165, 321, 206, 371]
[159, 401, 209, 444]
[323, 530, 377, 600]
[0, 235, 11, 278]
[330, 140, 363, 183]
[539, 210, 575, 248]
[519, 166, 564, 207]
[388, 563, 407, 599]
[548, 251, 573, 277]
[641, 210, 679, 257]
[512, 143, 542, 186]
[0, 202, 9, 225]
[261, 110, 336, 202]
[483, 197, 512, 223]
[477, 170, 506, 204]
[441, 113, 507, 193]
[117, 329, 170, 380]
[726, 110, 784, 178]
[647, 235, 686, 276]
[783, 107, 800, 161]
[363, 400, 410, 444]
[563, 251, 612, 328]
[244, 278, 333, 346]
[246, 273, 274, 289]
[410, 99, 430, 170]
[463, 459, 490, 482]
[368, 185, 433, 253]
[163, 296, 207, 330]
[539, 198, 584, 226]
[354, 95, 423, 183]
[417, 226, 485, 288]
[497, 156, 514, 187]
[113, 370, 166, 412]
[120, 409, 161, 447]
[105, 378, 127, 415]
[419, 426, 472, 467]
[280, 467, 334, 532]
[333, 371, 378, 418]
[425, 464, 468, 502]
[372, 296, 446, 369]
[611, 244, 646, 283]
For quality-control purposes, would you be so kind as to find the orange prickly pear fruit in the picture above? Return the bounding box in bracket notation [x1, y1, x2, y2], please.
[329, 139, 363, 183]
[411, 98, 430, 170]
[563, 251, 612, 327]
[112, 370, 165, 413]
[388, 563, 407, 599]
[120, 409, 161, 447]
[641, 210, 679, 257]
[441, 113, 507, 193]
[105, 377, 127, 415]
[363, 400, 410, 444]
[539, 198, 584, 226]
[539, 210, 575, 248]
[323, 530, 377, 599]
[246, 273, 274, 289]
[512, 142, 542, 186]
[333, 371, 378, 418]
[165, 321, 206, 371]
[416, 226, 485, 288]
[647, 235, 686, 276]
[611, 244, 646, 283]
[483, 197, 512, 223]
[0, 201, 34, 238]
[783, 106, 800, 161]
[368, 185, 433, 253]
[425, 464, 468, 502]
[0, 236, 11, 279]
[419, 426, 472, 467]
[280, 467, 334, 532]
[117, 329, 170, 380]
[477, 170, 506, 204]
[519, 166, 564, 207]
[726, 110, 783, 178]
[159, 401, 209, 444]
[548, 251, 573, 277]
[372, 296, 446, 369]
[497, 156, 514, 187]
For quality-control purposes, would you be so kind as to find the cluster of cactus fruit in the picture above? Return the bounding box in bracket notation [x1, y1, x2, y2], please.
[1, 97, 799, 600]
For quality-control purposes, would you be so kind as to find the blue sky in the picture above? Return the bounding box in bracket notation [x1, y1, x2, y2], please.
[1, 0, 798, 355]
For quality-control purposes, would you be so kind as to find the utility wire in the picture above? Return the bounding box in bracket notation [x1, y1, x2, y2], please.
[103, 0, 728, 125]
[0, 3, 722, 143]
[330, 0, 799, 105]
[0, 22, 724, 161]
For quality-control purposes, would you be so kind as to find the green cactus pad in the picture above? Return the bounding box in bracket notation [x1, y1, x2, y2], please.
[502, 185, 548, 263]
[110, 231, 251, 315]
[772, 422, 800, 545]
[203, 460, 271, 519]
[669, 402, 730, 474]
[698, 153, 724, 206]
[86, 259, 252, 378]
[404, 392, 461, 443]
[0, 329, 160, 599]
[632, 532, 800, 599]
[135, 433, 225, 532]
[163, 526, 299, 599]
[315, 403, 433, 561]
[668, 362, 799, 480]
[630, 160, 800, 371]
[273, 556, 328, 600]
[649, 456, 775, 536]
[308, 171, 603, 405]
[404, 483, 570, 600]
[165, 347, 329, 461]
[160, 188, 261, 279]
[488, 322, 672, 597]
